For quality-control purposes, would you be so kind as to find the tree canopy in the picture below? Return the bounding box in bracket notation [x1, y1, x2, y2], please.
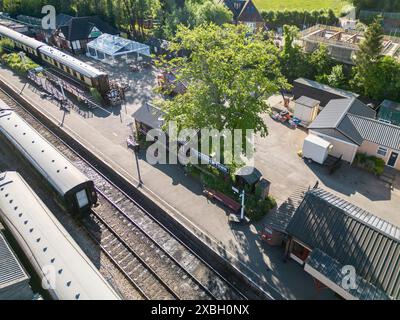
[156, 23, 289, 140]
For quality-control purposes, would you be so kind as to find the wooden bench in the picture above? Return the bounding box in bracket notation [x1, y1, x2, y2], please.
[203, 187, 241, 213]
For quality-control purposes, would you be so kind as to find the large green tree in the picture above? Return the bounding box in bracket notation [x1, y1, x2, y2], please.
[156, 23, 289, 141]
[351, 17, 385, 98]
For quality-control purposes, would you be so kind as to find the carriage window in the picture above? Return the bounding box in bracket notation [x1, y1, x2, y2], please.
[76, 190, 89, 209]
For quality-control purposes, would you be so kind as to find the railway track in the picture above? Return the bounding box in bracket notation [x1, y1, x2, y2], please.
[0, 88, 247, 300]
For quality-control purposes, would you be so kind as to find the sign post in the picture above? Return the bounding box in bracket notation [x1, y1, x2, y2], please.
[232, 187, 246, 222]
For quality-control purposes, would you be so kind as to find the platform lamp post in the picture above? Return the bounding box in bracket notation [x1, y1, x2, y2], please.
[127, 122, 142, 187]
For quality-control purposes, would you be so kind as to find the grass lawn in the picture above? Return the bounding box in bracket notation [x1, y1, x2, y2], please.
[253, 0, 351, 15]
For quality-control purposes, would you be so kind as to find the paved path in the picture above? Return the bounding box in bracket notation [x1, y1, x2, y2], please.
[0, 65, 371, 300]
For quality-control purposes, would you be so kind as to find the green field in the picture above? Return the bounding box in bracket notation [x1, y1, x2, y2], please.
[253, 0, 351, 14]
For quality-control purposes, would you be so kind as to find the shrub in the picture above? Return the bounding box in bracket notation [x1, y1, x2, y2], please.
[1, 52, 39, 73]
[354, 153, 386, 176]
[90, 87, 103, 103]
[186, 164, 276, 222]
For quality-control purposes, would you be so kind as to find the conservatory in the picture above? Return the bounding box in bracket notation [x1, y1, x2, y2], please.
[86, 33, 151, 65]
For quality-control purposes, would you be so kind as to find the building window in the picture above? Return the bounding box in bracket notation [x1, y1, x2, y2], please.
[377, 146, 388, 157]
[246, 22, 257, 32]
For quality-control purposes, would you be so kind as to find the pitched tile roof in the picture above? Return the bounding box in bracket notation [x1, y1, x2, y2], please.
[287, 188, 400, 300]
[58, 16, 118, 41]
[221, 0, 264, 23]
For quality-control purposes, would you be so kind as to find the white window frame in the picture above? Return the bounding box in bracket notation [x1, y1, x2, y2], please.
[76, 190, 89, 209]
[377, 146, 388, 157]
[246, 22, 257, 32]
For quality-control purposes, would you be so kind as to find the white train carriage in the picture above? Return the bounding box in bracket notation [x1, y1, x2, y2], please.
[0, 101, 97, 215]
[0, 171, 121, 300]
[38, 45, 110, 94]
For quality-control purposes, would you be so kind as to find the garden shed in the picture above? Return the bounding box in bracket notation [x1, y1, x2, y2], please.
[87, 33, 151, 65]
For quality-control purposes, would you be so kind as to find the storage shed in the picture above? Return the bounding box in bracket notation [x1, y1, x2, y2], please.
[87, 33, 151, 65]
[294, 96, 320, 126]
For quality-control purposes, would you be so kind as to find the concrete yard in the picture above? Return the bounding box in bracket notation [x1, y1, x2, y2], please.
[1, 61, 399, 300]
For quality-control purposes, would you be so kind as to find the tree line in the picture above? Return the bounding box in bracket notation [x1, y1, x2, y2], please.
[0, 0, 233, 39]
[352, 0, 400, 12]
[279, 18, 400, 103]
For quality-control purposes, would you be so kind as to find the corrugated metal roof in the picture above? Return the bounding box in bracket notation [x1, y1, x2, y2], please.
[265, 186, 310, 233]
[306, 249, 390, 300]
[287, 188, 400, 300]
[347, 114, 400, 151]
[0, 231, 29, 290]
[309, 98, 376, 146]
[309, 98, 353, 129]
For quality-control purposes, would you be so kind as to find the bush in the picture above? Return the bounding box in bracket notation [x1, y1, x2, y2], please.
[354, 153, 386, 176]
[1, 52, 39, 73]
[90, 87, 103, 103]
[245, 195, 277, 222]
[261, 9, 338, 31]
[187, 164, 276, 222]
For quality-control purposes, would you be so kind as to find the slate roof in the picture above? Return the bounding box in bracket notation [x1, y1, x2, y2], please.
[132, 103, 164, 130]
[309, 98, 376, 146]
[58, 16, 118, 41]
[306, 249, 390, 300]
[56, 14, 73, 28]
[347, 114, 400, 151]
[287, 188, 400, 300]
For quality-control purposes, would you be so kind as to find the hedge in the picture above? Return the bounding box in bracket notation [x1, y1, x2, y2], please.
[261, 9, 339, 30]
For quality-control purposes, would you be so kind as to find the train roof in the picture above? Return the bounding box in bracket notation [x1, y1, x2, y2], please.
[0, 107, 90, 196]
[39, 45, 107, 78]
[0, 171, 120, 300]
[0, 25, 44, 50]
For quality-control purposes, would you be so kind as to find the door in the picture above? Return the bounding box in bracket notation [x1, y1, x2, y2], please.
[388, 151, 399, 167]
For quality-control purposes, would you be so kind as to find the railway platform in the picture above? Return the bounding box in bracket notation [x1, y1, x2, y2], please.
[0, 66, 336, 300]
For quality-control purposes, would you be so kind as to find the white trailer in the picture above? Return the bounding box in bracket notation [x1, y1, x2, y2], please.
[302, 134, 333, 165]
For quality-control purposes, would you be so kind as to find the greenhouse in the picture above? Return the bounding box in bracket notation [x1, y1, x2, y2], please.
[86, 33, 151, 65]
